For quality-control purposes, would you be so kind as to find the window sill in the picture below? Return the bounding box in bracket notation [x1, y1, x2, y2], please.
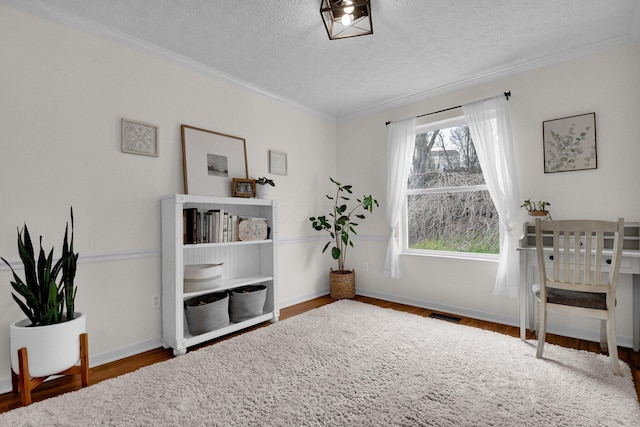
[402, 249, 500, 262]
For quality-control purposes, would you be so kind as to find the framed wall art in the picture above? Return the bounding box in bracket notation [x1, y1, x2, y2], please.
[122, 118, 158, 157]
[269, 150, 288, 176]
[181, 125, 248, 196]
[231, 178, 256, 198]
[542, 112, 597, 173]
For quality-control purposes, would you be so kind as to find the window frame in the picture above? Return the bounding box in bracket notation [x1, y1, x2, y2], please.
[401, 116, 500, 261]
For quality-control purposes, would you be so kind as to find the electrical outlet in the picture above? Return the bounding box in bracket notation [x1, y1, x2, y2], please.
[363, 262, 369, 272]
[151, 294, 160, 308]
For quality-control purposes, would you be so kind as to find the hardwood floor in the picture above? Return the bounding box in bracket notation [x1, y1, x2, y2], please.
[1, 295, 638, 413]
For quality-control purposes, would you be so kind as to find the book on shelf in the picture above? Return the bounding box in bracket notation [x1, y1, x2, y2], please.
[183, 208, 198, 244]
[183, 208, 268, 244]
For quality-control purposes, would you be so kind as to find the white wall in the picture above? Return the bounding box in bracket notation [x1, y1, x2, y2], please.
[336, 41, 640, 346]
[0, 4, 337, 391]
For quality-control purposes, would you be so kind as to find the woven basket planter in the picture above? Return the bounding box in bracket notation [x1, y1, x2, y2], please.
[184, 291, 229, 335]
[229, 285, 267, 322]
[330, 269, 355, 299]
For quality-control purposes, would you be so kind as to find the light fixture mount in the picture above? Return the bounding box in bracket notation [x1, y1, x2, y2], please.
[320, 0, 373, 40]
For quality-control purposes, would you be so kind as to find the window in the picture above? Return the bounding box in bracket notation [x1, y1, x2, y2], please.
[404, 117, 499, 256]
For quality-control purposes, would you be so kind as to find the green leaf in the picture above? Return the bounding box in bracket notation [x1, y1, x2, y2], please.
[331, 247, 341, 260]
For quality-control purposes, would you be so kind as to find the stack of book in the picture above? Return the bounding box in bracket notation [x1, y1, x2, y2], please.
[183, 208, 267, 244]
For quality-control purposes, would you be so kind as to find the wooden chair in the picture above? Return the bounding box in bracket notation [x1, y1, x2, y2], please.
[533, 218, 624, 376]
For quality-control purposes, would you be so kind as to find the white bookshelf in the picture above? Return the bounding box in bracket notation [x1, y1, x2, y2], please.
[161, 194, 278, 356]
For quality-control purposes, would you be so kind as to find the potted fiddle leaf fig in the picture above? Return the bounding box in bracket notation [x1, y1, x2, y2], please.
[309, 177, 378, 299]
[1, 208, 85, 380]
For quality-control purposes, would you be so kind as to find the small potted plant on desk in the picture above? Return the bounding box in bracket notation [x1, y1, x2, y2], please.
[521, 199, 552, 219]
[1, 208, 88, 405]
[309, 177, 378, 299]
[253, 176, 275, 199]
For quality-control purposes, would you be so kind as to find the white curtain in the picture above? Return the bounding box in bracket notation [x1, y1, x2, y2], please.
[463, 96, 521, 297]
[384, 118, 416, 279]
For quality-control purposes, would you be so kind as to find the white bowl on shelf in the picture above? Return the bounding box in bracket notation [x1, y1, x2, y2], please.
[184, 263, 223, 292]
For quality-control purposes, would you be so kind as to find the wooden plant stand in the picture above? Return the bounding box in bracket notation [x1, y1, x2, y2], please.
[10, 333, 89, 406]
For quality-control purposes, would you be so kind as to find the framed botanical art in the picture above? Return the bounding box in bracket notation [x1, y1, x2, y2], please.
[542, 112, 597, 173]
[231, 178, 256, 198]
[181, 125, 248, 196]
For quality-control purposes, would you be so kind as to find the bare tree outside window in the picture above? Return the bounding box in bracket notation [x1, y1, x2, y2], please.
[407, 123, 499, 254]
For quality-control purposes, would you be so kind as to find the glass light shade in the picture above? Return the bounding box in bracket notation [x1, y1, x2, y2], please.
[320, 0, 373, 40]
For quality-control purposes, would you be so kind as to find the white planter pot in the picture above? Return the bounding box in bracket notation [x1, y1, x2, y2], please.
[10, 312, 86, 377]
[255, 185, 270, 199]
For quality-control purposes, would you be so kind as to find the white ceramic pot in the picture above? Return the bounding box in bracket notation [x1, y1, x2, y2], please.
[255, 184, 270, 199]
[10, 312, 86, 377]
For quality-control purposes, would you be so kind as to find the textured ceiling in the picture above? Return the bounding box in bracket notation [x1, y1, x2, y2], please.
[9, 0, 640, 119]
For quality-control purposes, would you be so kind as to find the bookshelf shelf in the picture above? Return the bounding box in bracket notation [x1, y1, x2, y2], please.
[161, 194, 278, 356]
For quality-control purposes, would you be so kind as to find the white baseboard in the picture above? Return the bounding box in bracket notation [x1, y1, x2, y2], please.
[279, 289, 330, 309]
[356, 288, 634, 349]
[356, 288, 519, 328]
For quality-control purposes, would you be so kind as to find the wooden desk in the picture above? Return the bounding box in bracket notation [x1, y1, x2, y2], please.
[518, 222, 640, 351]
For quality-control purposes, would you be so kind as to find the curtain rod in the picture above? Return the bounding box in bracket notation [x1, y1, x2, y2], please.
[385, 91, 511, 126]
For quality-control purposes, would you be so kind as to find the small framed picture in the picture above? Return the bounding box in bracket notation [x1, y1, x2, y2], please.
[232, 178, 256, 198]
[269, 150, 288, 176]
[543, 113, 597, 173]
[122, 118, 159, 157]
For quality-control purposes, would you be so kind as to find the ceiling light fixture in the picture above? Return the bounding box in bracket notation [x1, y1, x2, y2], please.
[320, 0, 373, 40]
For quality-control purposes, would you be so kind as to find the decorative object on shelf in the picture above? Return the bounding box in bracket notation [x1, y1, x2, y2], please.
[232, 178, 256, 198]
[183, 263, 223, 292]
[269, 150, 288, 176]
[320, 0, 373, 40]
[1, 208, 88, 405]
[229, 285, 267, 323]
[253, 176, 275, 199]
[184, 291, 229, 335]
[309, 177, 378, 299]
[521, 199, 551, 219]
[543, 112, 597, 173]
[121, 118, 159, 157]
[238, 217, 268, 241]
[181, 124, 248, 197]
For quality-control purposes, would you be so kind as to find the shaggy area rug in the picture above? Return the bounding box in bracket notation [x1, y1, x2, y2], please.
[2, 300, 639, 426]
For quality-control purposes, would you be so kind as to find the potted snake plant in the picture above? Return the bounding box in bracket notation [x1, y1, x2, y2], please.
[1, 208, 84, 378]
[309, 177, 378, 299]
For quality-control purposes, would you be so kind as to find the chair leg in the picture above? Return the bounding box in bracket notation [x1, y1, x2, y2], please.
[599, 319, 608, 354]
[536, 304, 547, 359]
[606, 317, 622, 376]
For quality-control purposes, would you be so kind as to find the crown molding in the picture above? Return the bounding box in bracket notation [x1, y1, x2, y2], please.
[1, 0, 336, 123]
[341, 34, 636, 122]
[3, 0, 635, 124]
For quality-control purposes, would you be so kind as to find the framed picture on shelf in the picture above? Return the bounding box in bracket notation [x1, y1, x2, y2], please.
[231, 178, 256, 198]
[542, 112, 597, 173]
[121, 118, 159, 157]
[181, 125, 248, 196]
[269, 150, 288, 176]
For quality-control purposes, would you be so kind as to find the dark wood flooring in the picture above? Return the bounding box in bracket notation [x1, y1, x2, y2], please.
[0, 295, 638, 413]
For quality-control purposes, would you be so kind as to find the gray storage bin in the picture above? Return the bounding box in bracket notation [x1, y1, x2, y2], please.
[184, 291, 229, 335]
[229, 285, 267, 322]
